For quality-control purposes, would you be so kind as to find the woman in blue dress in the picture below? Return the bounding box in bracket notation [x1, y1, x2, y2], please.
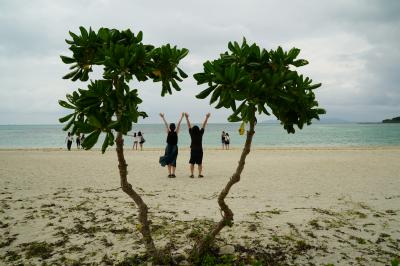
[159, 113, 184, 178]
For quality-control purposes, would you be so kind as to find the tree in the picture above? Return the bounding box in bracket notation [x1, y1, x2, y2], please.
[58, 27, 188, 261]
[192, 38, 325, 257]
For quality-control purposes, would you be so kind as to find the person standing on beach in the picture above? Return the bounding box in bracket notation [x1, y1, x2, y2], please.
[76, 134, 81, 149]
[159, 113, 184, 178]
[221, 131, 226, 149]
[224, 133, 230, 150]
[65, 132, 73, 151]
[185, 112, 210, 178]
[138, 131, 145, 151]
[132, 132, 139, 150]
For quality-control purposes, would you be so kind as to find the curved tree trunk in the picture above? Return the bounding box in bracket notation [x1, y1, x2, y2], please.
[192, 120, 256, 258]
[115, 132, 159, 258]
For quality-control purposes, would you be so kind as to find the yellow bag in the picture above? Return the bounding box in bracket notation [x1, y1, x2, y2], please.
[238, 122, 246, 135]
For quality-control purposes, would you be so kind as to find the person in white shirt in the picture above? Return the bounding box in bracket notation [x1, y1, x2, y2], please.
[221, 131, 226, 149]
[132, 132, 139, 150]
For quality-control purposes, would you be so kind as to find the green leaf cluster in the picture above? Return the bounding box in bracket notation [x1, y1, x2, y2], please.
[194, 38, 325, 133]
[59, 27, 188, 152]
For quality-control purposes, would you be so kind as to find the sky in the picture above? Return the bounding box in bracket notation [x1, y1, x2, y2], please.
[0, 0, 399, 124]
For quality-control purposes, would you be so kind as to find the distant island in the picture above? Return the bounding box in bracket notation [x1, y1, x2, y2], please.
[382, 116, 400, 123]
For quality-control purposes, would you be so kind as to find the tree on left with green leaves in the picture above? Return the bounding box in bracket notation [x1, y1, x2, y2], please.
[58, 27, 188, 261]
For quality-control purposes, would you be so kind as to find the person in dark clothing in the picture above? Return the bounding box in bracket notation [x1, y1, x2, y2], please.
[185, 112, 210, 178]
[138, 131, 145, 151]
[221, 131, 226, 149]
[76, 134, 81, 149]
[224, 133, 230, 149]
[159, 113, 184, 178]
[65, 132, 73, 151]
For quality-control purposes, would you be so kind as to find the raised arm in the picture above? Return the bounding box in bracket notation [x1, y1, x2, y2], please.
[159, 113, 169, 132]
[184, 112, 191, 129]
[202, 113, 211, 129]
[176, 112, 185, 134]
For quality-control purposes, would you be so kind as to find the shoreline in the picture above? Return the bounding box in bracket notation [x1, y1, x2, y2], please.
[1, 145, 400, 152]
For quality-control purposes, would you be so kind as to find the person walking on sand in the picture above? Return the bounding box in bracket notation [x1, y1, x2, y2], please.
[65, 132, 73, 151]
[185, 112, 210, 178]
[221, 131, 226, 149]
[138, 131, 145, 151]
[224, 133, 230, 150]
[159, 113, 184, 178]
[132, 132, 139, 150]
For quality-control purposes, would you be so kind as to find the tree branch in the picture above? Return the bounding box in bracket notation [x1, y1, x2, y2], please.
[115, 132, 159, 257]
[192, 120, 256, 258]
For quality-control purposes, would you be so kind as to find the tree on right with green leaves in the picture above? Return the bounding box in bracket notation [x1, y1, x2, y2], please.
[192, 38, 326, 258]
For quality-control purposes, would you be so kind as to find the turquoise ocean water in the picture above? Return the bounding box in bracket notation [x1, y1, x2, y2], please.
[0, 123, 399, 149]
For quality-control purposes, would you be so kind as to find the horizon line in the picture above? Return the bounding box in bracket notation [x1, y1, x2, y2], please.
[0, 121, 386, 126]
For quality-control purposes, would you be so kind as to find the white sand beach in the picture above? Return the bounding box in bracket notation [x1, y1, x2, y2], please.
[0, 147, 399, 265]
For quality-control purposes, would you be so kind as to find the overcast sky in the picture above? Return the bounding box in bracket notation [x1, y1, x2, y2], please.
[0, 0, 399, 124]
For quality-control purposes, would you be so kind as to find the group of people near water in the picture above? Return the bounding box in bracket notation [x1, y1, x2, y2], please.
[65, 112, 233, 179]
[129, 131, 145, 151]
[221, 131, 230, 150]
[159, 112, 210, 178]
[65, 132, 85, 151]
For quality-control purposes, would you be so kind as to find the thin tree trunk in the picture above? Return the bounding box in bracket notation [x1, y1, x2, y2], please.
[192, 120, 256, 258]
[115, 132, 159, 257]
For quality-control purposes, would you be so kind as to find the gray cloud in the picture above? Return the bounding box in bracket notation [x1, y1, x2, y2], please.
[0, 0, 399, 124]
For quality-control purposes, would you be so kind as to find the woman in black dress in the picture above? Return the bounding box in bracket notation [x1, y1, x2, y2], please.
[185, 112, 210, 178]
[159, 113, 184, 178]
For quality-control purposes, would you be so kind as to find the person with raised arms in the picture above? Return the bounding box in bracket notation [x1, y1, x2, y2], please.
[159, 113, 184, 178]
[185, 112, 210, 178]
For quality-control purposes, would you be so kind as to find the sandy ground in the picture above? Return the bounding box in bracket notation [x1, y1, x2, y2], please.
[0, 147, 399, 265]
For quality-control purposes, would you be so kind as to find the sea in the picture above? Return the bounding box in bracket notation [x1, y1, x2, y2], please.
[0, 123, 399, 149]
